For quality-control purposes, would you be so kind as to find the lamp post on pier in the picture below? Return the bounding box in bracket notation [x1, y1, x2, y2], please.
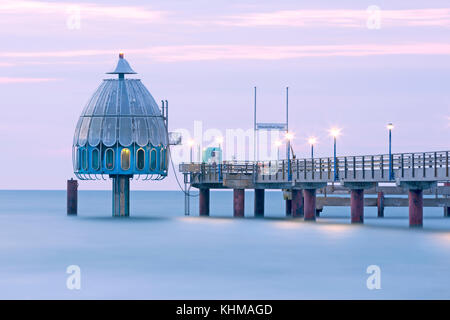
[308, 137, 317, 159]
[387, 123, 394, 180]
[216, 136, 224, 163]
[275, 140, 282, 161]
[330, 128, 341, 181]
[188, 139, 195, 163]
[285, 132, 294, 181]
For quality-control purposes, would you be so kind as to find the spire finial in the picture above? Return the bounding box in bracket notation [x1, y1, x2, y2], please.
[106, 52, 137, 76]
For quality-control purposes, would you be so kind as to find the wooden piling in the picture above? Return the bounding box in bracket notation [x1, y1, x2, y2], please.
[409, 189, 423, 227]
[377, 191, 384, 218]
[292, 189, 304, 218]
[285, 199, 292, 217]
[233, 189, 245, 217]
[199, 188, 210, 216]
[303, 189, 316, 221]
[350, 189, 364, 223]
[254, 189, 265, 217]
[67, 178, 78, 215]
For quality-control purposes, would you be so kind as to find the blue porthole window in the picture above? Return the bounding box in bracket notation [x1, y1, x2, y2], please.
[105, 148, 114, 170]
[92, 148, 100, 170]
[75, 148, 81, 170]
[81, 149, 88, 170]
[150, 148, 157, 170]
[121, 148, 131, 170]
[136, 148, 145, 170]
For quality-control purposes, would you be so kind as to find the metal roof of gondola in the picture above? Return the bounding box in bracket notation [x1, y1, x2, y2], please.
[73, 53, 168, 148]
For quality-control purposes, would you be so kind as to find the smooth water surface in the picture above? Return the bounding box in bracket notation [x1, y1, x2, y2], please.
[0, 190, 449, 299]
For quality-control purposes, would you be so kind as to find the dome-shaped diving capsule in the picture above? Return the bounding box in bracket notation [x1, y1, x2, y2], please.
[72, 53, 169, 216]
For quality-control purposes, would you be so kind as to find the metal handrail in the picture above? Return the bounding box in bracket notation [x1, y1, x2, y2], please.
[179, 151, 450, 182]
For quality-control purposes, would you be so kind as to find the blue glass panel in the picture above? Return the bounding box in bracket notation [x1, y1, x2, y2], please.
[81, 149, 88, 170]
[77, 117, 91, 146]
[92, 148, 100, 170]
[73, 117, 83, 146]
[134, 117, 149, 147]
[88, 117, 103, 147]
[119, 117, 132, 147]
[102, 117, 117, 147]
[150, 149, 157, 170]
[147, 117, 161, 146]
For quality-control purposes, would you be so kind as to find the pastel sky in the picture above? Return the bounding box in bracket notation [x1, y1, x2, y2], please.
[0, 0, 449, 190]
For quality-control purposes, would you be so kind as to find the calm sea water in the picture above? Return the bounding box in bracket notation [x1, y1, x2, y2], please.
[0, 190, 449, 299]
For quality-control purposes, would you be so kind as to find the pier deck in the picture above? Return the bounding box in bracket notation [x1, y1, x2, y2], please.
[179, 150, 450, 227]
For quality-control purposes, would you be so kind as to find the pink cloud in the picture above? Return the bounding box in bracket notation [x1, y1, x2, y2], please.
[0, 0, 166, 22]
[219, 8, 450, 28]
[1, 43, 450, 63]
[148, 43, 450, 61]
[0, 77, 60, 83]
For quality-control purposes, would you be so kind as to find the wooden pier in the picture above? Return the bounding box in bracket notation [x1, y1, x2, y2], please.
[179, 150, 450, 227]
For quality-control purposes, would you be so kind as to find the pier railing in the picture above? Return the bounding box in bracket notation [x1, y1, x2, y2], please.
[179, 151, 450, 185]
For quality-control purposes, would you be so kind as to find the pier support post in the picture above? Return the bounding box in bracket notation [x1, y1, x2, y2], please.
[285, 199, 292, 217]
[343, 182, 375, 224]
[67, 178, 78, 215]
[234, 189, 245, 217]
[400, 181, 436, 228]
[350, 189, 364, 223]
[377, 191, 384, 218]
[303, 189, 316, 221]
[199, 188, 210, 217]
[254, 189, 265, 218]
[112, 175, 130, 217]
[292, 189, 304, 218]
[409, 189, 423, 227]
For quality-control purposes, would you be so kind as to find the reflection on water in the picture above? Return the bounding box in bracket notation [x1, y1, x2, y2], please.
[272, 221, 304, 229]
[317, 223, 354, 236]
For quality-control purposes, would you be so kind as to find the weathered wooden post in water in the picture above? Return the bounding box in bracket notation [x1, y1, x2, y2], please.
[254, 189, 265, 217]
[291, 189, 304, 218]
[377, 191, 385, 218]
[283, 189, 292, 217]
[67, 178, 78, 215]
[399, 181, 437, 228]
[343, 182, 376, 224]
[233, 189, 245, 217]
[199, 188, 210, 216]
